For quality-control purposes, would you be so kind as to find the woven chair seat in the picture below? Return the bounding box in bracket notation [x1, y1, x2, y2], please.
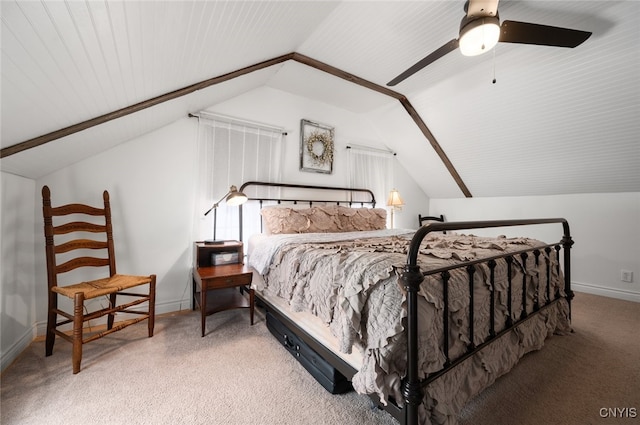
[52, 274, 153, 300]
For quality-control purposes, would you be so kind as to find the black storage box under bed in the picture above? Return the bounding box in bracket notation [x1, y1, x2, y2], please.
[266, 311, 352, 394]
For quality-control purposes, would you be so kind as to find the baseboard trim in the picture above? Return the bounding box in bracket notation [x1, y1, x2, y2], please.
[572, 281, 640, 303]
[4, 285, 636, 373]
[1, 298, 191, 373]
[1, 324, 37, 373]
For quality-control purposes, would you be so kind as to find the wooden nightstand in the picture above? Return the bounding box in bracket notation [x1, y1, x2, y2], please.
[192, 241, 254, 337]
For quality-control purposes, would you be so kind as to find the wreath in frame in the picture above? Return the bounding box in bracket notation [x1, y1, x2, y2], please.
[300, 119, 334, 174]
[306, 131, 334, 166]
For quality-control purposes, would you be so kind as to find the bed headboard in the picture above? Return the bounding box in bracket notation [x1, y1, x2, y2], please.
[238, 181, 377, 240]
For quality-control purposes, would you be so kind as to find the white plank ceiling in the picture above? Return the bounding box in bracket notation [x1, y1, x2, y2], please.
[1, 0, 639, 198]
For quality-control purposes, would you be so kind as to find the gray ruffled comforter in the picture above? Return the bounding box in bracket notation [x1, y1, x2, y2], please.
[249, 230, 571, 424]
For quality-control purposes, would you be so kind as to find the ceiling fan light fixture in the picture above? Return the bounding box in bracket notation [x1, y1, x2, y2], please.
[459, 16, 500, 56]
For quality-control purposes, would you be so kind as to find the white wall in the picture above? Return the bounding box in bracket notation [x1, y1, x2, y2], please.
[430, 193, 640, 302]
[33, 118, 199, 328]
[1, 120, 200, 372]
[0, 172, 36, 371]
[0, 87, 430, 370]
[206, 86, 429, 230]
[2, 84, 638, 375]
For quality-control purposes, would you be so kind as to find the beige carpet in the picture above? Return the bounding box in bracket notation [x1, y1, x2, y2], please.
[458, 292, 640, 425]
[1, 293, 638, 425]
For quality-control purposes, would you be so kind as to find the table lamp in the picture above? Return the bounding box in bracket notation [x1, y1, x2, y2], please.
[204, 185, 248, 242]
[386, 188, 404, 229]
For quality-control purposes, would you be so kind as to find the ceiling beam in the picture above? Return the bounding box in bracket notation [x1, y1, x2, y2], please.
[289, 53, 471, 198]
[397, 98, 472, 198]
[0, 53, 294, 159]
[1, 52, 472, 197]
[291, 53, 405, 100]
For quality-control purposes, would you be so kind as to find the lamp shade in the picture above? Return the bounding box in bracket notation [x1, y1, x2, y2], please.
[386, 189, 404, 207]
[459, 17, 500, 56]
[203, 185, 248, 216]
[225, 185, 248, 206]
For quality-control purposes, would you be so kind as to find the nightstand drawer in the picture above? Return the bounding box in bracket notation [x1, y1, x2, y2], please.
[206, 272, 252, 289]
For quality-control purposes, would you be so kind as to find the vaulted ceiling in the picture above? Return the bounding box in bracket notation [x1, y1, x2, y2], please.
[1, 1, 638, 198]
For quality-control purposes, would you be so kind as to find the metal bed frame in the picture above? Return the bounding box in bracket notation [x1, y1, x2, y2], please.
[400, 218, 573, 424]
[237, 181, 574, 425]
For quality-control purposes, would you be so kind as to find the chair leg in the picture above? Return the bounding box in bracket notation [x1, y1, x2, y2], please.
[107, 293, 117, 330]
[148, 275, 156, 338]
[72, 292, 84, 374]
[45, 291, 57, 357]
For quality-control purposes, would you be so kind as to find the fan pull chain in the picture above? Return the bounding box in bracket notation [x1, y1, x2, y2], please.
[492, 47, 497, 84]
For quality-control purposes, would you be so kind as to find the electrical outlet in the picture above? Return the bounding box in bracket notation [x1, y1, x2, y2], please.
[620, 270, 634, 283]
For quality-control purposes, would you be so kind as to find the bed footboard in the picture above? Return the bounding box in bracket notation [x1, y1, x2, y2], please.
[400, 218, 573, 425]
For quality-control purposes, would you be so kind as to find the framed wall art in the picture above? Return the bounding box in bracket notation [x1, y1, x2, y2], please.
[300, 119, 334, 174]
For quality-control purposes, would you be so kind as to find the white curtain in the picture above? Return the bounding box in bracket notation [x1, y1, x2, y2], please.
[347, 145, 394, 213]
[193, 113, 284, 243]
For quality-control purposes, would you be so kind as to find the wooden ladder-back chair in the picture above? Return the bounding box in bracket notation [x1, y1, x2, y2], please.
[42, 186, 156, 374]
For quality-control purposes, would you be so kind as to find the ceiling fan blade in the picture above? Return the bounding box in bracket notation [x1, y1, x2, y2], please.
[499, 20, 592, 48]
[387, 39, 459, 86]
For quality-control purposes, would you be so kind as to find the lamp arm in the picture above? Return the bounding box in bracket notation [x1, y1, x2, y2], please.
[203, 191, 230, 216]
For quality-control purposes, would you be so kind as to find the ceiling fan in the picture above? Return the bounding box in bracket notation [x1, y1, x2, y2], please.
[387, 0, 592, 86]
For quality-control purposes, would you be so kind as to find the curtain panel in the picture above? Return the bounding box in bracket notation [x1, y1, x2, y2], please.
[193, 114, 284, 243]
[347, 146, 394, 218]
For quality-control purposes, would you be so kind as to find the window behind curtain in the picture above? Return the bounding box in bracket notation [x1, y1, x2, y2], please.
[194, 114, 284, 243]
[347, 146, 394, 222]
